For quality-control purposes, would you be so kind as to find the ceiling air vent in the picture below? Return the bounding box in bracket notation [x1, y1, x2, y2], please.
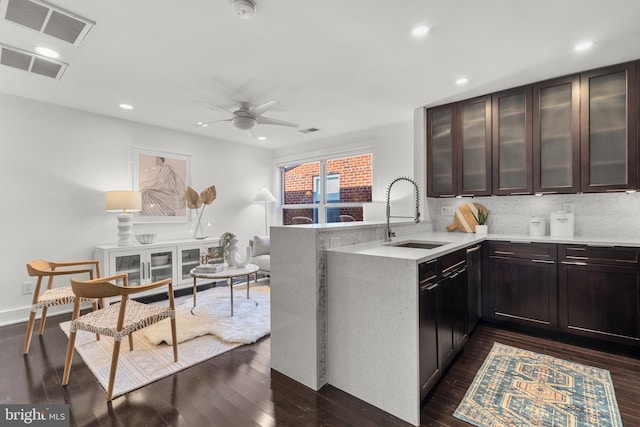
[299, 127, 321, 134]
[0, 44, 67, 79]
[2, 0, 95, 45]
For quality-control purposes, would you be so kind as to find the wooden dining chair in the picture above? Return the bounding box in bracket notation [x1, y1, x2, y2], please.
[24, 259, 102, 355]
[62, 273, 178, 400]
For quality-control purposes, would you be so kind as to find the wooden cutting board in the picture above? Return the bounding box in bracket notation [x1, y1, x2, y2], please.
[446, 202, 488, 233]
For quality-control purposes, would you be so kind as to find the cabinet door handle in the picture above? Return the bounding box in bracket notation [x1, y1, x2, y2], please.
[466, 245, 481, 254]
[147, 261, 151, 279]
[561, 260, 587, 266]
[421, 283, 439, 292]
[494, 250, 515, 255]
[531, 259, 555, 264]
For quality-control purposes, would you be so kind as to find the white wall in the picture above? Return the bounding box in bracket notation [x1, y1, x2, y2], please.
[271, 120, 421, 224]
[0, 93, 273, 325]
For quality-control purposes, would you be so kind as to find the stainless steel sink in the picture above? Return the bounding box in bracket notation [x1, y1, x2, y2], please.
[386, 241, 447, 250]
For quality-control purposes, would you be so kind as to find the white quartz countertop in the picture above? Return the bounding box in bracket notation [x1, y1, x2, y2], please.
[326, 231, 640, 263]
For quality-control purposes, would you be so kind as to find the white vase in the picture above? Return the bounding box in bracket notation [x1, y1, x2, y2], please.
[475, 224, 488, 235]
[226, 237, 250, 267]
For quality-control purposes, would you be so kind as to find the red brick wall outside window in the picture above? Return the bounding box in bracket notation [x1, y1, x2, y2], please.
[283, 154, 372, 224]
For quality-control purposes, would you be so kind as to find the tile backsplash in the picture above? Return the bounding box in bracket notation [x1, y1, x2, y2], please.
[429, 192, 640, 239]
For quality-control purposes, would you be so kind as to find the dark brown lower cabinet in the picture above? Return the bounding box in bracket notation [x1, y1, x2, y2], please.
[488, 255, 557, 329]
[558, 259, 640, 346]
[419, 279, 439, 402]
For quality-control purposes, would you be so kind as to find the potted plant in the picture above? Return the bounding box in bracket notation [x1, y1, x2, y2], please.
[472, 207, 489, 235]
[185, 185, 217, 239]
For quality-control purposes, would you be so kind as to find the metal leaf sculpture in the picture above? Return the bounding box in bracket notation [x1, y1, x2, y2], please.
[200, 185, 217, 205]
[185, 186, 202, 209]
[185, 185, 217, 239]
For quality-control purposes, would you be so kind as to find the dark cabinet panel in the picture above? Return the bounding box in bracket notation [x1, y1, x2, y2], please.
[426, 97, 491, 197]
[558, 261, 640, 345]
[487, 241, 557, 329]
[492, 87, 533, 195]
[532, 75, 580, 193]
[580, 62, 637, 192]
[459, 96, 492, 196]
[427, 105, 456, 197]
[419, 280, 439, 402]
[466, 244, 482, 333]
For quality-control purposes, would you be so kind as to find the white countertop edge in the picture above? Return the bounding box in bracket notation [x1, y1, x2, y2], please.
[326, 231, 640, 263]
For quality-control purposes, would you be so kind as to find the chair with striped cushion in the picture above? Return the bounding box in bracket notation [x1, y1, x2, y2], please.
[62, 273, 178, 400]
[24, 259, 102, 354]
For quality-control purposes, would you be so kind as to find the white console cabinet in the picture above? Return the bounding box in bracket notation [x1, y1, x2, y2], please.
[94, 238, 219, 299]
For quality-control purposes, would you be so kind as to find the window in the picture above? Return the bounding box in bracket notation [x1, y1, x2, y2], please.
[282, 153, 372, 225]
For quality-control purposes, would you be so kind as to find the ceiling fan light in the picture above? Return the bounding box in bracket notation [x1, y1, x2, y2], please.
[233, 116, 257, 130]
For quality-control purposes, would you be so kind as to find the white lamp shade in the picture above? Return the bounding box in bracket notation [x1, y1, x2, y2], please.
[253, 187, 276, 202]
[105, 190, 142, 212]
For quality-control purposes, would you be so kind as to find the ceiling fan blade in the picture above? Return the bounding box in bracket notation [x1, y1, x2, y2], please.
[256, 116, 299, 128]
[193, 100, 237, 113]
[200, 118, 233, 126]
[250, 100, 279, 116]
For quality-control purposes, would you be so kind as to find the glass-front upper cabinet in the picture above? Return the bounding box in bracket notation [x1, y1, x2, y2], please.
[532, 76, 580, 194]
[580, 62, 637, 192]
[492, 87, 533, 195]
[427, 105, 456, 197]
[459, 96, 492, 196]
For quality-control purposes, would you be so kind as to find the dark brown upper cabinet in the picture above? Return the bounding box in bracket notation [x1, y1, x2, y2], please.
[580, 62, 637, 192]
[427, 104, 456, 197]
[458, 96, 492, 196]
[532, 75, 580, 194]
[492, 87, 533, 195]
[426, 97, 491, 197]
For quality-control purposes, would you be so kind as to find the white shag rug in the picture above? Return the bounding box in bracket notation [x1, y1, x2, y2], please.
[144, 284, 270, 345]
[59, 283, 270, 399]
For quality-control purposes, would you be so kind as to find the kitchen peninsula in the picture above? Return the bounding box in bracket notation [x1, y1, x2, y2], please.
[271, 222, 640, 426]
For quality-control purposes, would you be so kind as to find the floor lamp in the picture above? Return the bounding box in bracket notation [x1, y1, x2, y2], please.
[105, 190, 142, 246]
[254, 187, 276, 235]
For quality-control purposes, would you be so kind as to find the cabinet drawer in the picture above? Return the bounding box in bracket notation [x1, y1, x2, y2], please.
[488, 241, 557, 260]
[440, 249, 466, 274]
[419, 259, 438, 285]
[559, 244, 640, 266]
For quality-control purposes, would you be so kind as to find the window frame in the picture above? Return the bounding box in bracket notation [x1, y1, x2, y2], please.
[280, 152, 372, 224]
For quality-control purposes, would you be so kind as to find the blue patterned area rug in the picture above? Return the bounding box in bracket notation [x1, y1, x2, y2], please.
[454, 342, 623, 427]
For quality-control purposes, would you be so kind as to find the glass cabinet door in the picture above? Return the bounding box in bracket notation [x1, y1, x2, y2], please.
[147, 248, 174, 283]
[110, 251, 142, 286]
[460, 96, 491, 195]
[492, 87, 532, 195]
[533, 76, 580, 193]
[580, 63, 637, 192]
[177, 244, 217, 285]
[427, 105, 456, 197]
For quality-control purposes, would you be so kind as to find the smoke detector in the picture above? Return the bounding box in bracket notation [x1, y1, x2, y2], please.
[232, 0, 256, 19]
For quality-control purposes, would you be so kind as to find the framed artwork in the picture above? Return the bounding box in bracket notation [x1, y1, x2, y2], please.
[132, 147, 191, 222]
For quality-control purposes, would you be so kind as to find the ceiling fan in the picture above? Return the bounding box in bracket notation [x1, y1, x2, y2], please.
[195, 100, 299, 134]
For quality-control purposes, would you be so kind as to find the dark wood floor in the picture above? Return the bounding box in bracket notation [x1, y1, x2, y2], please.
[2, 316, 639, 427]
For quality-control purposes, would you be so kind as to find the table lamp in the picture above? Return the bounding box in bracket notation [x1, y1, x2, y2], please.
[105, 190, 142, 246]
[253, 187, 276, 235]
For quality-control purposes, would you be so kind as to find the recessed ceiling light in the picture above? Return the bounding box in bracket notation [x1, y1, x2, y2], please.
[456, 77, 469, 85]
[35, 46, 60, 59]
[257, 136, 267, 141]
[574, 41, 594, 51]
[119, 104, 134, 110]
[412, 24, 430, 37]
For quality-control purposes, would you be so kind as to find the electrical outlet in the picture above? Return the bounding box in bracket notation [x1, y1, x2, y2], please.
[563, 202, 574, 213]
[22, 281, 33, 295]
[441, 205, 456, 216]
